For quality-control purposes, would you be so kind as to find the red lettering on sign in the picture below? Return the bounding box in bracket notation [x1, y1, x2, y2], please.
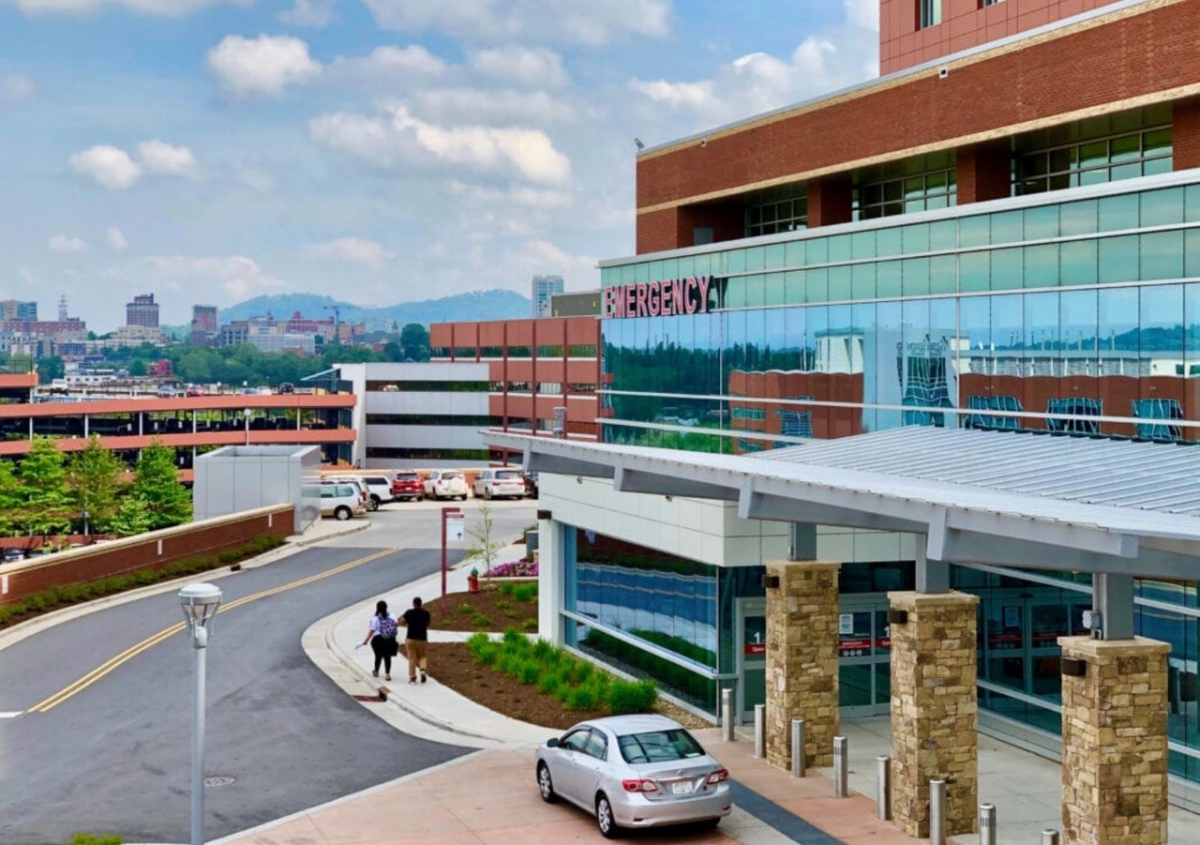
[624, 285, 635, 318]
[634, 283, 647, 317]
[647, 281, 661, 316]
[697, 275, 712, 312]
[744, 643, 766, 655]
[660, 281, 673, 316]
[671, 278, 685, 315]
[684, 277, 698, 314]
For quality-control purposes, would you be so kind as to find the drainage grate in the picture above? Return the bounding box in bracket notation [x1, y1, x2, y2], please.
[205, 776, 236, 787]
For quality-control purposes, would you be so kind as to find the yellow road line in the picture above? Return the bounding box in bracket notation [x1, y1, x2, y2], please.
[27, 548, 396, 714]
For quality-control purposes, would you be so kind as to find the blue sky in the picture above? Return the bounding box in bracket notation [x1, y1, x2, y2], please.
[0, 0, 878, 332]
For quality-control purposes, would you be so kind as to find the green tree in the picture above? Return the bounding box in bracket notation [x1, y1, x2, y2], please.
[127, 359, 148, 377]
[400, 323, 430, 361]
[129, 440, 192, 529]
[15, 437, 73, 541]
[108, 490, 154, 537]
[68, 435, 125, 534]
[464, 505, 505, 578]
[36, 356, 65, 384]
[0, 460, 23, 536]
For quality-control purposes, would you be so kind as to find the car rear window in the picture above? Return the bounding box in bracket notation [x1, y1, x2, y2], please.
[443, 472, 463, 480]
[396, 472, 419, 481]
[617, 729, 705, 764]
[496, 470, 521, 479]
[364, 476, 388, 484]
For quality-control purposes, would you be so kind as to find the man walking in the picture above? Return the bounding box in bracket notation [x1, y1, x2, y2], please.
[400, 596, 431, 684]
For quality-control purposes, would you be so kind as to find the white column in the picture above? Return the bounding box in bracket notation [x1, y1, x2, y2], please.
[537, 516, 564, 645]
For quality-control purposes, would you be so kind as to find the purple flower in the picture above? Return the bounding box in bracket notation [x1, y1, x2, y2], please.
[484, 560, 539, 578]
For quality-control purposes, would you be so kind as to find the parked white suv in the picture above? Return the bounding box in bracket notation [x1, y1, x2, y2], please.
[325, 476, 373, 511]
[472, 468, 526, 500]
[425, 470, 469, 501]
[319, 483, 366, 520]
[359, 474, 395, 510]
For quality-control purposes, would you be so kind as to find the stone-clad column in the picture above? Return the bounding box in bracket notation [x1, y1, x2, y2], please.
[888, 590, 980, 839]
[1059, 636, 1170, 845]
[764, 559, 840, 771]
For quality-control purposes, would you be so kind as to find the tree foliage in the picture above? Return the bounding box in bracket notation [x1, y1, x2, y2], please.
[68, 435, 125, 533]
[15, 437, 74, 539]
[129, 441, 192, 530]
[399, 323, 431, 361]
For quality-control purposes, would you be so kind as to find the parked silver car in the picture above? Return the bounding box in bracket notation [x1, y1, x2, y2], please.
[534, 714, 732, 838]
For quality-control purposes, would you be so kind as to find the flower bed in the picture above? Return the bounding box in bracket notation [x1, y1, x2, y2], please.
[483, 559, 538, 578]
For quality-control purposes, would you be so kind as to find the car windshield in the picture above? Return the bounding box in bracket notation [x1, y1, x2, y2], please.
[617, 729, 706, 764]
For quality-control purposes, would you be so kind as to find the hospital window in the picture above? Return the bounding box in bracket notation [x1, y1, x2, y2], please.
[855, 152, 956, 220]
[920, 0, 942, 28]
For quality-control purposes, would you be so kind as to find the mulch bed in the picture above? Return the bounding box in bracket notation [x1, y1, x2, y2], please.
[417, 641, 608, 730]
[421, 583, 537, 633]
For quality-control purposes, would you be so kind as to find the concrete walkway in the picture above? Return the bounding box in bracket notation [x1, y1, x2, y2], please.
[201, 537, 1200, 845]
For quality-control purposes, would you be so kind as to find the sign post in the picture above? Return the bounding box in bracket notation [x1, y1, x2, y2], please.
[441, 507, 464, 599]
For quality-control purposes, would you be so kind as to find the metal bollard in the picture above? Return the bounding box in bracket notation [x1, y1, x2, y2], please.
[929, 779, 947, 845]
[833, 735, 849, 798]
[979, 802, 996, 845]
[791, 719, 806, 778]
[1041, 831, 1060, 845]
[721, 689, 734, 742]
[875, 755, 891, 820]
[753, 703, 765, 758]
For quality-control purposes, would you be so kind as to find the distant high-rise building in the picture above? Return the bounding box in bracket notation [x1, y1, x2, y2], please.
[190, 304, 219, 346]
[1, 300, 37, 321]
[532, 275, 564, 317]
[126, 294, 159, 328]
[58, 294, 68, 322]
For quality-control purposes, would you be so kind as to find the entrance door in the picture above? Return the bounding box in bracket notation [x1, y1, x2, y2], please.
[735, 598, 767, 724]
[838, 597, 893, 717]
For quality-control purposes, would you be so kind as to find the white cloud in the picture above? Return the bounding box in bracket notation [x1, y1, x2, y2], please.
[627, 3, 879, 126]
[502, 238, 595, 281]
[136, 140, 199, 177]
[238, 168, 274, 193]
[278, 0, 333, 26]
[207, 34, 322, 98]
[310, 102, 571, 185]
[363, 0, 670, 46]
[414, 87, 574, 126]
[1, 0, 252, 15]
[106, 227, 129, 251]
[1, 74, 34, 103]
[303, 237, 394, 270]
[145, 255, 284, 301]
[328, 44, 447, 82]
[69, 145, 142, 190]
[469, 46, 568, 88]
[48, 234, 88, 254]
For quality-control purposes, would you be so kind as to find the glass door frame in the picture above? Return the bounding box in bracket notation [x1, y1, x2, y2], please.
[735, 597, 767, 724]
[839, 595, 892, 718]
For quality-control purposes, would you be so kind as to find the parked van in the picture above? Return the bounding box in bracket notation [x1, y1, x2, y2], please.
[319, 483, 366, 521]
[472, 467, 526, 500]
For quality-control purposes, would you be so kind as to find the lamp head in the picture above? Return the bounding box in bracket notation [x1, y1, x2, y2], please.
[178, 583, 222, 634]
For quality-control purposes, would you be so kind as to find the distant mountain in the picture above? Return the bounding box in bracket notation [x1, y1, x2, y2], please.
[215, 290, 532, 330]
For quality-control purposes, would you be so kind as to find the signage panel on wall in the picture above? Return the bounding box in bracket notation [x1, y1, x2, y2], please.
[603, 276, 717, 319]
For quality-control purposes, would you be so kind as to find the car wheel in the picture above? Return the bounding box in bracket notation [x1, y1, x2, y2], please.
[699, 818, 721, 830]
[484, 488, 493, 500]
[368, 496, 380, 512]
[596, 794, 620, 839]
[460, 494, 468, 501]
[334, 506, 351, 521]
[536, 763, 559, 803]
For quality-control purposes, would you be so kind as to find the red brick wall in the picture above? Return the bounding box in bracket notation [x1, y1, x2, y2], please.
[638, 1, 1197, 252]
[881, 0, 1126, 75]
[1175, 96, 1200, 171]
[0, 506, 293, 607]
[807, 176, 853, 228]
[957, 140, 1012, 203]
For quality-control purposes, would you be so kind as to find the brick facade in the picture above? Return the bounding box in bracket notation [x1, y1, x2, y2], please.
[764, 559, 840, 770]
[888, 590, 980, 839]
[1059, 635, 1170, 845]
[637, 0, 1199, 253]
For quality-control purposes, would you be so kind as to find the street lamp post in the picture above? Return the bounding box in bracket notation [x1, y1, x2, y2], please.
[243, 408, 252, 446]
[178, 583, 222, 845]
[81, 508, 90, 538]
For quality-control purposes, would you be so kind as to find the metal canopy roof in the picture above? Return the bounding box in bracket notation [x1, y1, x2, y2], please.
[491, 427, 1200, 581]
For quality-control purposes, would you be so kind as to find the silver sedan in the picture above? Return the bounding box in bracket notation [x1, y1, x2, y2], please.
[534, 714, 733, 838]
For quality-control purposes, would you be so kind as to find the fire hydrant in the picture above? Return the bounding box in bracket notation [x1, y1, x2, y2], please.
[468, 570, 479, 594]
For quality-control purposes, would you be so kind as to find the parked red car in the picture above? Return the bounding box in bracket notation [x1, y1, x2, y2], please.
[391, 470, 425, 502]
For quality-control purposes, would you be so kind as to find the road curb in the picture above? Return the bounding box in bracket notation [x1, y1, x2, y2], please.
[0, 519, 374, 654]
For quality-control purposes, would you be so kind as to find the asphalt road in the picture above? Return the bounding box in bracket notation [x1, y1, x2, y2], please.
[0, 497, 536, 845]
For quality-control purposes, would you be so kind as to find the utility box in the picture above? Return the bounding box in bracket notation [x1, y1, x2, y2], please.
[193, 445, 322, 534]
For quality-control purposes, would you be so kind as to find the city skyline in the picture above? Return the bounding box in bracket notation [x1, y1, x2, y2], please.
[0, 0, 879, 333]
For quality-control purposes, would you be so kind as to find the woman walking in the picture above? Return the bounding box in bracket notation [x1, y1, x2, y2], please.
[360, 600, 398, 681]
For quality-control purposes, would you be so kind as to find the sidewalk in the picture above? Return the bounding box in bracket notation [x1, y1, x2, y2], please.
[226, 541, 1200, 845]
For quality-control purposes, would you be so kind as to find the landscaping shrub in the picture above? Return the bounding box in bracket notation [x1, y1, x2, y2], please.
[517, 659, 541, 685]
[0, 535, 286, 631]
[484, 560, 538, 578]
[65, 834, 122, 845]
[513, 583, 537, 603]
[566, 685, 598, 711]
[606, 679, 659, 715]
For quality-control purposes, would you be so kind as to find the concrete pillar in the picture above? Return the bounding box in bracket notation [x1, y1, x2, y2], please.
[764, 559, 840, 770]
[806, 176, 853, 228]
[957, 140, 1011, 204]
[1173, 97, 1200, 172]
[888, 590, 980, 839]
[1059, 636, 1170, 845]
[537, 513, 564, 645]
